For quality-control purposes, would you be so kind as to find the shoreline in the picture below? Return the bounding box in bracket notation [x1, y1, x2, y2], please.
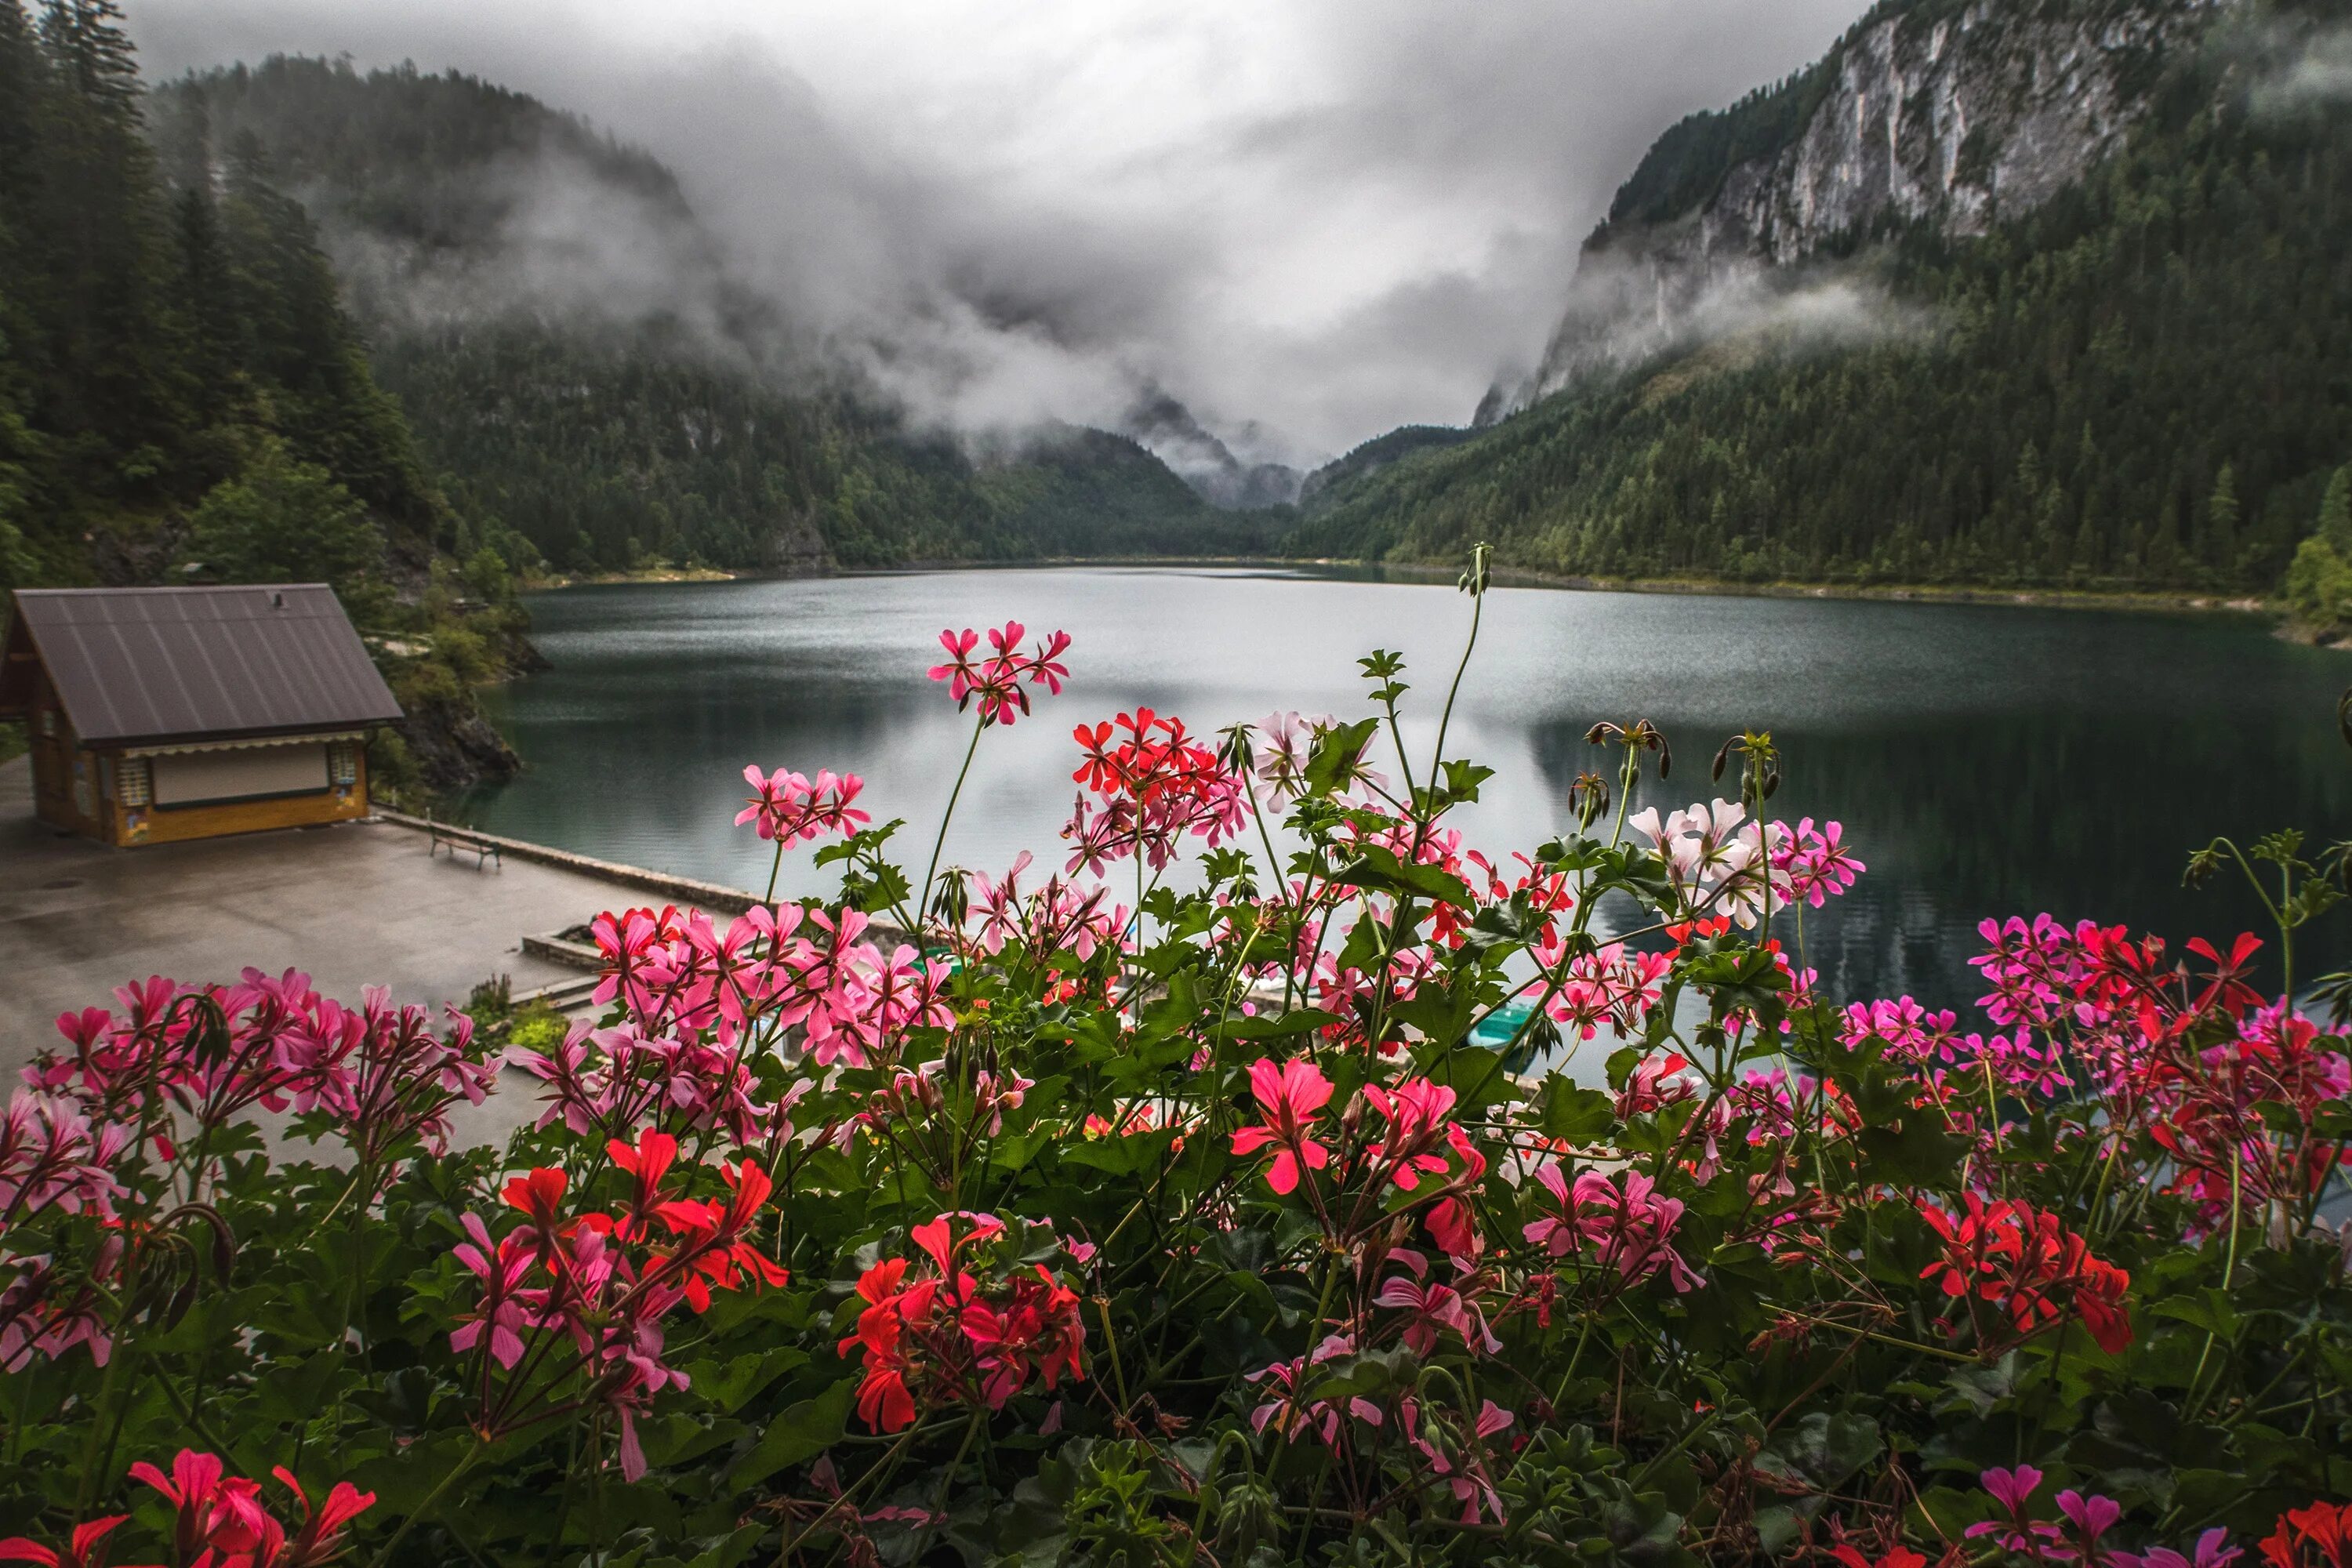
[517, 554, 2299, 626]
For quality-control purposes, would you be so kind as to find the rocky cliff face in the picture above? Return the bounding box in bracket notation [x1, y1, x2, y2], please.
[1508, 0, 2227, 411]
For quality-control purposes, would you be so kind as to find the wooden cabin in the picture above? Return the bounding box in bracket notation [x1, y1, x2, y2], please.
[0, 584, 404, 847]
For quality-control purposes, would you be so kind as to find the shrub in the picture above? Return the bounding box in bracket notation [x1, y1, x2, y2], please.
[184, 436, 387, 593]
[3, 557, 2348, 1566]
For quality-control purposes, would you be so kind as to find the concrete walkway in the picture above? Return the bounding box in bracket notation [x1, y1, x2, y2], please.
[0, 757, 652, 1076]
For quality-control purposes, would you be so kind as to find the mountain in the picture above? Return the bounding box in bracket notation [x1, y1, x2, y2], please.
[1294, 0, 2352, 597]
[147, 56, 1254, 576]
[1510, 0, 2219, 408]
[1296, 426, 1473, 513]
[1120, 390, 1305, 510]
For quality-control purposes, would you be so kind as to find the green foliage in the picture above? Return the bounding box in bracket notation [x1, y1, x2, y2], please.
[2284, 535, 2352, 634]
[0, 3, 452, 576]
[185, 435, 385, 591]
[2281, 467, 2352, 633]
[2320, 466, 2352, 557]
[1294, 5, 2352, 597]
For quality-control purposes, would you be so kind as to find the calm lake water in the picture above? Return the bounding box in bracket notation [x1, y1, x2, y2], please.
[461, 568, 2352, 1013]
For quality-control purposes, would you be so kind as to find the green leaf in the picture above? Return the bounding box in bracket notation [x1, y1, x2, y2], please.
[1754, 1411, 1883, 1494]
[1334, 844, 1477, 909]
[1854, 1109, 1969, 1185]
[1303, 717, 1381, 797]
[1218, 1009, 1343, 1042]
[731, 1377, 856, 1487]
[1537, 1079, 1617, 1142]
[688, 1348, 808, 1414]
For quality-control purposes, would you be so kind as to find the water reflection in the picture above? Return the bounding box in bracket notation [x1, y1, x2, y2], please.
[463, 568, 2350, 1011]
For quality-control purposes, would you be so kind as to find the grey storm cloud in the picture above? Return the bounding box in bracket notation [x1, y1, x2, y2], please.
[125, 0, 1869, 466]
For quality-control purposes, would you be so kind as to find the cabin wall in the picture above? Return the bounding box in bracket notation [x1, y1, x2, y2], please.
[105, 741, 370, 847]
[24, 668, 103, 837]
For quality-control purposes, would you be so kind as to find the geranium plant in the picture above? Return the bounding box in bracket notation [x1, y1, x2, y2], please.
[3, 558, 2349, 1567]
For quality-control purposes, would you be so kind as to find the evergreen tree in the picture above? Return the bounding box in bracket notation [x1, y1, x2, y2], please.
[2321, 467, 2352, 557]
[29, 0, 185, 488]
[2205, 464, 2239, 572]
[0, 3, 455, 583]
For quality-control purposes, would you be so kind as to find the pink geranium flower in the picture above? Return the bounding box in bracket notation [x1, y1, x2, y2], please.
[1230, 1057, 1334, 1195]
[1523, 1164, 1701, 1291]
[929, 622, 1072, 727]
[735, 766, 869, 845]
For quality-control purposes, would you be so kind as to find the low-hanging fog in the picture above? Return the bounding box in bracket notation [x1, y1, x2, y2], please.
[126, 0, 1867, 470]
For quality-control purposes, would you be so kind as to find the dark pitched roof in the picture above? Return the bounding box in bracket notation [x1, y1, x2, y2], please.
[2, 585, 403, 746]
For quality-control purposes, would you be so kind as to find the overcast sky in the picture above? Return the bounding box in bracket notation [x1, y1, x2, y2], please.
[127, 0, 1866, 465]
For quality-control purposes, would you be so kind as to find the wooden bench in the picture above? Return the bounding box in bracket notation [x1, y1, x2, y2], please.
[425, 818, 503, 869]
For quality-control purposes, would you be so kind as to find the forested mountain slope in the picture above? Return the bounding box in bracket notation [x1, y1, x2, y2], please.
[0, 4, 444, 584]
[1292, 0, 2352, 597]
[155, 57, 1258, 574]
[0, 0, 528, 791]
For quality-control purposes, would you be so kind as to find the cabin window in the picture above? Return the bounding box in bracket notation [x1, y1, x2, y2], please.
[116, 757, 152, 808]
[152, 743, 329, 808]
[328, 741, 359, 787]
[36, 709, 56, 738]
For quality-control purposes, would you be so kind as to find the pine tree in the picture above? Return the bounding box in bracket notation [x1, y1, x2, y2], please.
[2205, 463, 2239, 575]
[0, 2, 44, 237]
[2320, 466, 2352, 557]
[31, 0, 186, 490]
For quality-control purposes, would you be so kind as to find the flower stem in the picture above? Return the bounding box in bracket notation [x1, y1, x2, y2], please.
[918, 714, 987, 935]
[366, 1433, 486, 1568]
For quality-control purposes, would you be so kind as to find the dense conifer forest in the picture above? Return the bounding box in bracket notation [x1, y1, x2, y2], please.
[147, 56, 1260, 576]
[0, 0, 547, 790]
[0, 20, 1254, 596]
[1290, 1, 2352, 618]
[0, 0, 451, 590]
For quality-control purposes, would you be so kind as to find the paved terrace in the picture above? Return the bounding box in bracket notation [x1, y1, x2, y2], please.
[0, 757, 751, 1082]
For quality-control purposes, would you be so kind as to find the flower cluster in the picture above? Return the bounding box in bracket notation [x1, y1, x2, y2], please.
[1064, 706, 1247, 873]
[0, 1092, 129, 1227]
[2263, 1501, 2347, 1568]
[1922, 1194, 2132, 1354]
[1523, 1165, 1702, 1292]
[1627, 798, 1778, 927]
[965, 851, 1127, 962]
[1953, 915, 2352, 1231]
[122, 1449, 374, 1568]
[840, 1214, 1086, 1432]
[5, 973, 496, 1375]
[927, 621, 1072, 727]
[34, 969, 495, 1160]
[1772, 815, 1866, 906]
[1543, 940, 1674, 1043]
[446, 1132, 788, 1479]
[1240, 710, 1337, 807]
[562, 901, 953, 1079]
[736, 766, 869, 845]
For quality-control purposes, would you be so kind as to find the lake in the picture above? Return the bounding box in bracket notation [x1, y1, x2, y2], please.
[460, 568, 2352, 1014]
